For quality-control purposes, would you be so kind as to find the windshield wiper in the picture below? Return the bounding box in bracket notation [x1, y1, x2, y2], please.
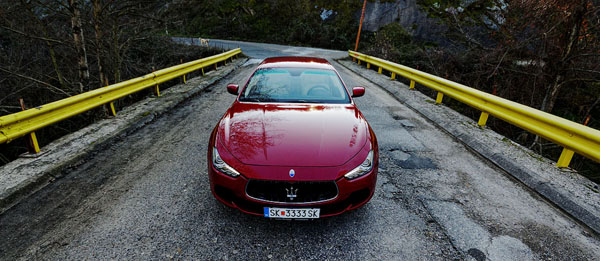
[240, 98, 262, 102]
[289, 100, 323, 104]
[240, 97, 277, 102]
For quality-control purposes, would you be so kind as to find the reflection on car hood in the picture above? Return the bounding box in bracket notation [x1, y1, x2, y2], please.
[218, 102, 368, 167]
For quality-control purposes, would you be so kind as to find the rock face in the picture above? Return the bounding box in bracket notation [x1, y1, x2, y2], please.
[362, 0, 445, 42]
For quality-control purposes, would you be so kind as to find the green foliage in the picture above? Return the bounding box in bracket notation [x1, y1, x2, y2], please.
[379, 23, 412, 45]
[166, 0, 364, 49]
[362, 23, 423, 65]
[418, 0, 500, 27]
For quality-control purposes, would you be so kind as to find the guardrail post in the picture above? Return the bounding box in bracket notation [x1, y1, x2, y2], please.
[102, 80, 117, 117]
[0, 49, 243, 154]
[367, 63, 371, 69]
[214, 63, 218, 70]
[154, 84, 160, 97]
[557, 148, 575, 168]
[108, 102, 117, 116]
[435, 92, 444, 104]
[478, 112, 489, 127]
[153, 67, 160, 96]
[378, 67, 382, 74]
[19, 98, 41, 154]
[180, 59, 186, 84]
[358, 60, 361, 65]
[391, 72, 396, 80]
[201, 68, 205, 76]
[28, 132, 41, 154]
[346, 50, 600, 167]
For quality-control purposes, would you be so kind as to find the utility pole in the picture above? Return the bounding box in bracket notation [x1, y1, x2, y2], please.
[354, 0, 367, 51]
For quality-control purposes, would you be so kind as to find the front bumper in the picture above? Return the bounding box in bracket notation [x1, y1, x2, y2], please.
[208, 164, 377, 217]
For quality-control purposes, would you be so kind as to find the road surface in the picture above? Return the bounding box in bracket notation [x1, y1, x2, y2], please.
[0, 39, 598, 260]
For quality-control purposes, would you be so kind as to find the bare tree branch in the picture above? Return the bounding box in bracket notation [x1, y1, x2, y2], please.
[0, 25, 65, 45]
[0, 67, 71, 97]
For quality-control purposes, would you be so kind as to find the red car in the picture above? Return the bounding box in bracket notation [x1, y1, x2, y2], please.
[208, 56, 378, 218]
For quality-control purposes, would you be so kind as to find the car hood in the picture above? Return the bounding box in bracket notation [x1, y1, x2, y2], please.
[218, 102, 368, 167]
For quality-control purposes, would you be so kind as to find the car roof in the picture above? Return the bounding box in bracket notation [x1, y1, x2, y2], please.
[257, 56, 334, 70]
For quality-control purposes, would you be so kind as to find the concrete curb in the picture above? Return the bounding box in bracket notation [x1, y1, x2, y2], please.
[337, 59, 600, 235]
[0, 58, 248, 215]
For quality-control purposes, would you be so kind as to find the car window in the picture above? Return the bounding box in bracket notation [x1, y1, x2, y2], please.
[239, 68, 350, 103]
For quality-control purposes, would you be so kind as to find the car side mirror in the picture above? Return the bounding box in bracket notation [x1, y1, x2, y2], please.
[352, 87, 365, 97]
[227, 84, 239, 95]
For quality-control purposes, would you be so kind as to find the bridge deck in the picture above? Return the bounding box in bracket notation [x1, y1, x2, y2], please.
[0, 40, 598, 260]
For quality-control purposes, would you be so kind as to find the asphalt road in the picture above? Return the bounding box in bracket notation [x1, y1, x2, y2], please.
[0, 40, 599, 260]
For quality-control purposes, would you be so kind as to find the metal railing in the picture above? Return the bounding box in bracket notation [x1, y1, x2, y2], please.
[0, 48, 242, 153]
[349, 50, 600, 168]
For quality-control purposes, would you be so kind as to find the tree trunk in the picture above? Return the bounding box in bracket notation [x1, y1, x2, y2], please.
[92, 0, 106, 88]
[21, 0, 68, 91]
[531, 1, 587, 151]
[539, 1, 586, 113]
[69, 0, 90, 93]
[112, 21, 121, 83]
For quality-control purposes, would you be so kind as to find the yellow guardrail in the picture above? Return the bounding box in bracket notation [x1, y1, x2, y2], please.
[349, 50, 600, 168]
[0, 48, 242, 152]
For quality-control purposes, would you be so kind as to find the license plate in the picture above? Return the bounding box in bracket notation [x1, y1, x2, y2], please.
[264, 207, 320, 219]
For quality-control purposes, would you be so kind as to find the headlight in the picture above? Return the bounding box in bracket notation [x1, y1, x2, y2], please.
[344, 150, 374, 180]
[212, 146, 240, 177]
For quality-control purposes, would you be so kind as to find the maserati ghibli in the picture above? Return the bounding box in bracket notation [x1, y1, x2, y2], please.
[207, 57, 378, 218]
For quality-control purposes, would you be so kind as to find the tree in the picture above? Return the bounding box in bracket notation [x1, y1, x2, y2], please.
[165, 0, 371, 49]
[411, 0, 600, 167]
[418, 0, 600, 116]
[68, 0, 90, 92]
[0, 0, 217, 165]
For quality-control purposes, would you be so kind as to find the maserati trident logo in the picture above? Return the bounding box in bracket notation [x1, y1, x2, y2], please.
[286, 186, 298, 200]
[289, 169, 295, 178]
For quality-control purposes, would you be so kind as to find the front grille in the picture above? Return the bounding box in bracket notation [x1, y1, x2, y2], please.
[246, 180, 338, 203]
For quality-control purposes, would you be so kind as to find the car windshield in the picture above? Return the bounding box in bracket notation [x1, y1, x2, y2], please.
[239, 67, 351, 103]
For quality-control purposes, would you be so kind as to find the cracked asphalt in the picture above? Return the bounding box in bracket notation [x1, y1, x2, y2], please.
[0, 40, 599, 260]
